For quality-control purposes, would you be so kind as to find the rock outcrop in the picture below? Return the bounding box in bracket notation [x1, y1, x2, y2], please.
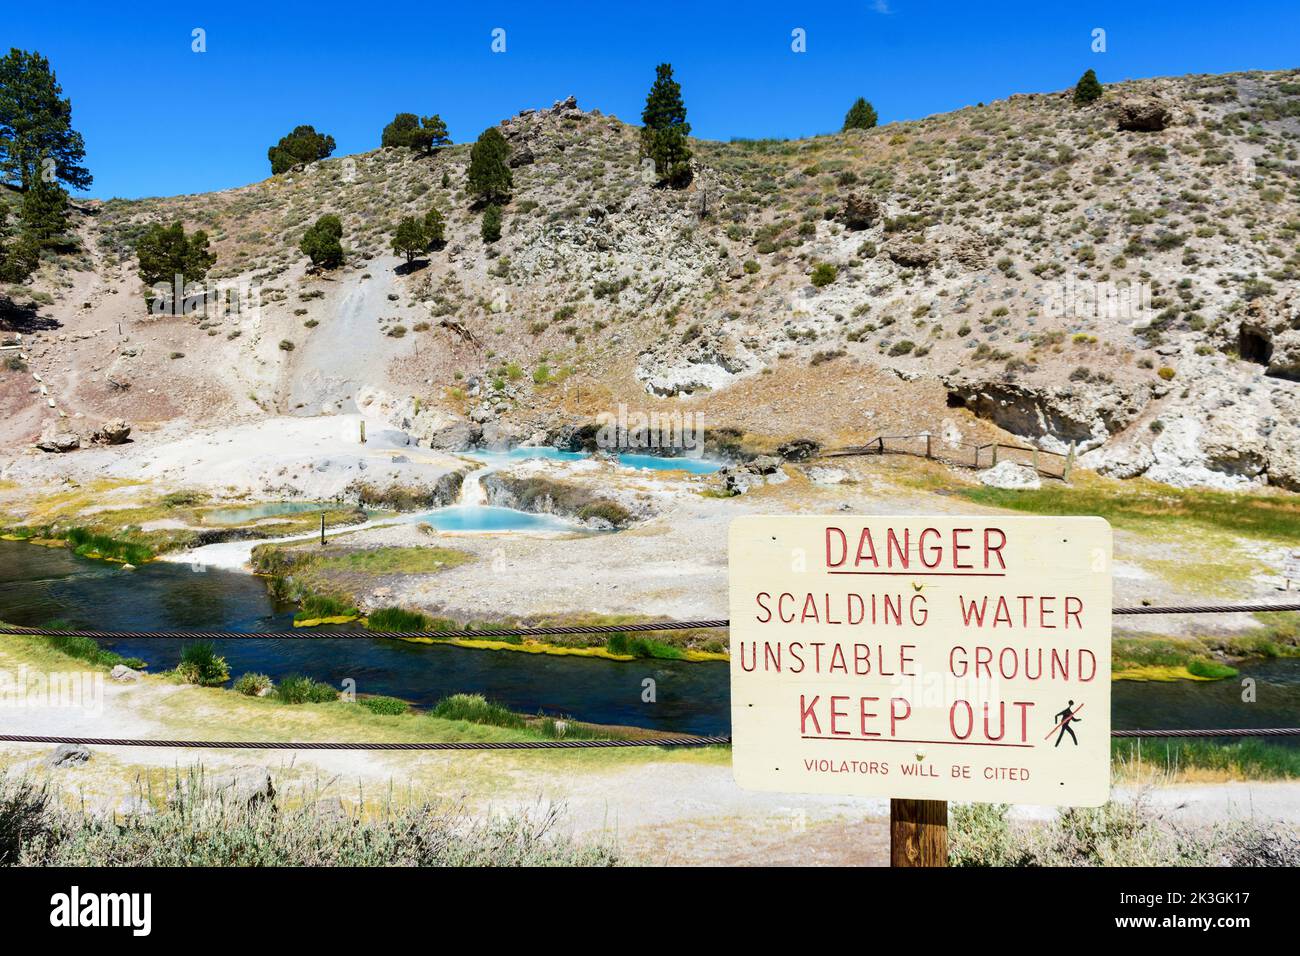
[839, 191, 882, 230]
[944, 377, 1149, 452]
[1113, 95, 1173, 132]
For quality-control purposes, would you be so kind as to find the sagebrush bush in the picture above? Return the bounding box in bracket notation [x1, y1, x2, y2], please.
[0, 773, 618, 866]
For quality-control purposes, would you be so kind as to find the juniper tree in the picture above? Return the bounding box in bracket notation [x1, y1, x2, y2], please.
[267, 125, 336, 175]
[391, 217, 426, 263]
[467, 127, 512, 205]
[842, 97, 879, 131]
[300, 214, 344, 269]
[423, 206, 446, 247]
[135, 222, 216, 293]
[0, 48, 92, 192]
[1073, 69, 1103, 105]
[382, 113, 451, 153]
[639, 63, 691, 187]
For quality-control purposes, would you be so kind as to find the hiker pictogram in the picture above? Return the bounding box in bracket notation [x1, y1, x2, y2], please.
[1049, 701, 1084, 747]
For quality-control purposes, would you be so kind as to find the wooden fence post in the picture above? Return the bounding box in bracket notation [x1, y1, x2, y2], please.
[359, 420, 366, 444]
[991, 444, 999, 466]
[319, 512, 326, 547]
[925, 433, 933, 459]
[890, 799, 948, 867]
[1064, 442, 1076, 481]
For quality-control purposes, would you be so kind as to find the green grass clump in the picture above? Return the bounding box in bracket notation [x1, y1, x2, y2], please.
[64, 527, 153, 565]
[275, 674, 338, 704]
[430, 693, 525, 729]
[295, 593, 358, 622]
[317, 546, 472, 574]
[232, 673, 272, 697]
[366, 606, 438, 632]
[1186, 658, 1239, 679]
[358, 695, 408, 716]
[36, 632, 142, 671]
[175, 641, 230, 686]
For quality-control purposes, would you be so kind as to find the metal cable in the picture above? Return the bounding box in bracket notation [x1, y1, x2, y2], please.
[0, 730, 1296, 750]
[0, 604, 1296, 641]
[0, 733, 730, 750]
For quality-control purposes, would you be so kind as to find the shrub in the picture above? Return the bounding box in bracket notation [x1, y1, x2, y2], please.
[278, 339, 295, 352]
[0, 772, 617, 865]
[176, 642, 230, 686]
[275, 674, 338, 704]
[577, 500, 632, 527]
[889, 340, 915, 356]
[233, 673, 272, 697]
[1157, 366, 1176, 380]
[359, 695, 408, 716]
[810, 262, 838, 287]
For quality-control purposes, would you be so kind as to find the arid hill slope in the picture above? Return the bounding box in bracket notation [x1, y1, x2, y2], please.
[4, 70, 1300, 490]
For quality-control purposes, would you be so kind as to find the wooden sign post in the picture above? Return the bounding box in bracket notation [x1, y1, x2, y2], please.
[890, 798, 947, 867]
[728, 515, 1113, 868]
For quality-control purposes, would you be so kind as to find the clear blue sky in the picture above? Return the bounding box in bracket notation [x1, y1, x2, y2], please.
[7, 0, 1298, 199]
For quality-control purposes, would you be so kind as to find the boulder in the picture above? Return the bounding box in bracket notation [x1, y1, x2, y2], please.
[978, 461, 1042, 490]
[1080, 443, 1154, 480]
[46, 744, 91, 768]
[508, 145, 535, 168]
[839, 191, 882, 230]
[1113, 96, 1173, 132]
[777, 438, 821, 461]
[90, 418, 131, 445]
[1266, 426, 1300, 491]
[36, 427, 80, 453]
[110, 664, 142, 682]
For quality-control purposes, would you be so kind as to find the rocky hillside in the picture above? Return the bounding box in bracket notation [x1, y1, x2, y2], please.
[4, 70, 1300, 491]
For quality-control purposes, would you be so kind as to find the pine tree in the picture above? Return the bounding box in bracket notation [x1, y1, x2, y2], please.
[19, 171, 69, 247]
[0, 205, 37, 282]
[639, 63, 692, 187]
[480, 204, 502, 244]
[466, 127, 512, 206]
[1073, 69, 1103, 105]
[391, 217, 427, 263]
[267, 125, 336, 175]
[0, 48, 92, 192]
[135, 222, 216, 294]
[842, 97, 878, 131]
[423, 206, 446, 248]
[300, 214, 344, 269]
